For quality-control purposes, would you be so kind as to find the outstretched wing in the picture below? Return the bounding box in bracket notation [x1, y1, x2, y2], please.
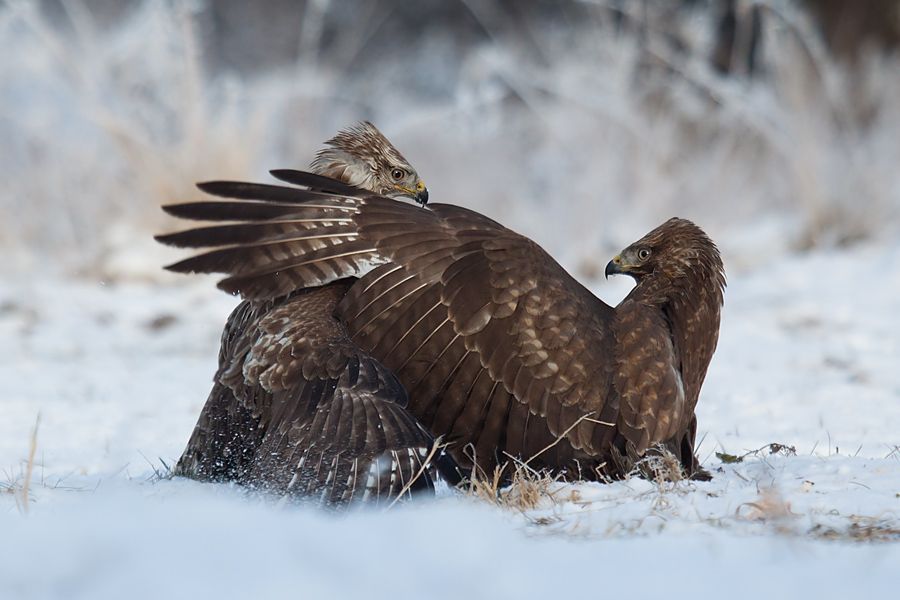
[158, 171, 619, 475]
[178, 283, 435, 505]
[173, 299, 270, 484]
[243, 286, 436, 504]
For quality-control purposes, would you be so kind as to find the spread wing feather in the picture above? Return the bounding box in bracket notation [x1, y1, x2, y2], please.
[269, 168, 368, 196]
[155, 221, 357, 248]
[158, 173, 624, 476]
[161, 201, 328, 222]
[176, 285, 434, 505]
[242, 286, 435, 504]
[249, 366, 435, 504]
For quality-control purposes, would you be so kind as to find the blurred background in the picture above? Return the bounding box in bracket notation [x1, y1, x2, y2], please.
[2, 0, 899, 281]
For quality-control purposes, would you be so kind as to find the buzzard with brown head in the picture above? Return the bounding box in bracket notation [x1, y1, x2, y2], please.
[158, 122, 725, 505]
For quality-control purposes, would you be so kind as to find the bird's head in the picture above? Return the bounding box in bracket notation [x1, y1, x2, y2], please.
[605, 217, 723, 285]
[310, 121, 429, 205]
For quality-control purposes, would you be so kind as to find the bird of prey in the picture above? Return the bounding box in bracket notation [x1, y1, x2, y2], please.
[310, 121, 428, 205]
[166, 122, 434, 505]
[158, 124, 725, 506]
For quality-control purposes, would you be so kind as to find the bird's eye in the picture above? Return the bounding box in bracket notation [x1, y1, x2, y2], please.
[391, 168, 406, 180]
[638, 248, 651, 261]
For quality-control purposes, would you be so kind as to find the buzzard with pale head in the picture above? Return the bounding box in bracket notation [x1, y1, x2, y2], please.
[310, 121, 428, 205]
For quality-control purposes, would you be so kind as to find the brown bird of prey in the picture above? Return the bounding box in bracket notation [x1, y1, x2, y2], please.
[168, 122, 433, 504]
[158, 124, 725, 506]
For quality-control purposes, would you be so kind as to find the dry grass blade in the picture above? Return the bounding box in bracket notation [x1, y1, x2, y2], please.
[16, 413, 41, 514]
[525, 411, 598, 465]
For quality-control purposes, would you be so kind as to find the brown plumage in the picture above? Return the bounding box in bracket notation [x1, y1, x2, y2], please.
[166, 124, 434, 506]
[160, 125, 725, 505]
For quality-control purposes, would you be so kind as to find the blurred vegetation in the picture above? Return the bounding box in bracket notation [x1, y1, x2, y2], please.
[4, 1, 900, 277]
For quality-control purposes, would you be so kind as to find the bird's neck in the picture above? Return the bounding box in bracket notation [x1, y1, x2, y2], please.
[629, 264, 723, 312]
[628, 267, 723, 405]
[310, 150, 377, 190]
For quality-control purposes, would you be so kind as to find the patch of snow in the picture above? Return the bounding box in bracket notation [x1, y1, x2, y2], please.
[2, 237, 899, 598]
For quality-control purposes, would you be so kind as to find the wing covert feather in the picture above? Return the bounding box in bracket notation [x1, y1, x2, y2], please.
[227, 286, 435, 504]
[159, 173, 620, 472]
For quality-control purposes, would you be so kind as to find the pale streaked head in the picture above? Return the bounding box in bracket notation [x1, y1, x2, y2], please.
[309, 121, 428, 205]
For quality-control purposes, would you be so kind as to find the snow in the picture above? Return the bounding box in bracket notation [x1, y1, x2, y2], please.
[2, 237, 899, 599]
[2, 2, 900, 597]
[1, 483, 893, 600]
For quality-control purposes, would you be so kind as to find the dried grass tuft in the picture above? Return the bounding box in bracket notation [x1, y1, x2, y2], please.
[810, 518, 900, 543]
[634, 446, 687, 490]
[736, 487, 799, 523]
[459, 447, 565, 513]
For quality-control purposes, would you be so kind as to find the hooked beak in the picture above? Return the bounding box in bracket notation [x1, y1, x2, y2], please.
[415, 181, 429, 206]
[605, 255, 623, 279]
[394, 180, 429, 206]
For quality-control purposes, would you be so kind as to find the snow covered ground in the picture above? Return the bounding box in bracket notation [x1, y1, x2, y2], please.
[2, 237, 898, 599]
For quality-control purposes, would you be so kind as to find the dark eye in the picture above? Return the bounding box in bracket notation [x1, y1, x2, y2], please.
[391, 168, 406, 181]
[638, 248, 651, 261]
